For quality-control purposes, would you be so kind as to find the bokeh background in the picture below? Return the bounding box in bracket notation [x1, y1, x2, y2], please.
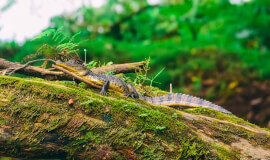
[0, 0, 270, 128]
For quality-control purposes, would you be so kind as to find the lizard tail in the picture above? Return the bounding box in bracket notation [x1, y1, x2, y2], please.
[139, 93, 232, 114]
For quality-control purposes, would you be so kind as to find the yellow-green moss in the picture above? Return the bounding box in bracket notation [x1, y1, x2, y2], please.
[0, 75, 211, 159]
[211, 143, 240, 160]
[183, 107, 258, 128]
[0, 119, 7, 125]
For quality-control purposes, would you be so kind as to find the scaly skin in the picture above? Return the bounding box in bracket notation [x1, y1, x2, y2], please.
[56, 60, 232, 114]
[139, 94, 231, 114]
[56, 60, 139, 98]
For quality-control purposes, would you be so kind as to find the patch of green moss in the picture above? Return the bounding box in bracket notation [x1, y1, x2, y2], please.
[262, 127, 270, 132]
[47, 116, 71, 132]
[68, 129, 102, 150]
[0, 119, 7, 125]
[183, 107, 258, 128]
[107, 100, 186, 140]
[177, 138, 210, 160]
[0, 157, 13, 160]
[211, 143, 240, 160]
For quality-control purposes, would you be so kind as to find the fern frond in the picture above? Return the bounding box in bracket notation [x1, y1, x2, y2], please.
[29, 28, 82, 62]
[68, 49, 79, 54]
[54, 35, 64, 43]
[58, 36, 68, 44]
[32, 29, 55, 41]
[56, 43, 77, 50]
[22, 44, 56, 62]
[69, 31, 81, 43]
[56, 43, 79, 55]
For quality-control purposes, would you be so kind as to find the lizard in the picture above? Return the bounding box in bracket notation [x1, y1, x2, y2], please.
[55, 60, 232, 114]
[7, 58, 231, 114]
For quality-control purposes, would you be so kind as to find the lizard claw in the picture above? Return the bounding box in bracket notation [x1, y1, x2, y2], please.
[100, 90, 107, 96]
[125, 93, 138, 99]
[124, 93, 131, 98]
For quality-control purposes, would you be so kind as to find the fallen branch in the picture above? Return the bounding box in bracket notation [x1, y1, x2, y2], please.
[0, 58, 69, 80]
[91, 61, 146, 74]
[0, 58, 145, 80]
[7, 59, 57, 76]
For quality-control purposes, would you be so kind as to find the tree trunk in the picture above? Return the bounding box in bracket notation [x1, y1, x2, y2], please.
[0, 75, 269, 159]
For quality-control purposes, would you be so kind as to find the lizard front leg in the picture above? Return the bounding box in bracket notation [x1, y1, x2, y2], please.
[100, 80, 110, 96]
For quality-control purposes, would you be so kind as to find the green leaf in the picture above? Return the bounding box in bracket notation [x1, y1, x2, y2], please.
[106, 61, 113, 66]
[32, 29, 55, 41]
[138, 113, 149, 117]
[80, 100, 93, 105]
[86, 61, 98, 68]
[79, 124, 87, 131]
[155, 126, 166, 130]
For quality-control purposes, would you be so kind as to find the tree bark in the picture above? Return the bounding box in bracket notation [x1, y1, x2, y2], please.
[0, 58, 145, 80]
[0, 75, 269, 159]
[91, 61, 146, 74]
[0, 58, 69, 80]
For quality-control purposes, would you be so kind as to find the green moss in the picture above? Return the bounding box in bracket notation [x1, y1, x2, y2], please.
[0, 120, 7, 125]
[262, 127, 270, 132]
[3, 75, 265, 159]
[211, 143, 240, 160]
[0, 157, 14, 160]
[47, 116, 71, 132]
[183, 107, 258, 128]
[177, 138, 210, 160]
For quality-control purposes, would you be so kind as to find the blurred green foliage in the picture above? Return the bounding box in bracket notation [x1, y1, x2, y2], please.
[1, 0, 270, 96]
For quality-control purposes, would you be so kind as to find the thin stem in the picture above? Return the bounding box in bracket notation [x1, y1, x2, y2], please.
[84, 49, 87, 64]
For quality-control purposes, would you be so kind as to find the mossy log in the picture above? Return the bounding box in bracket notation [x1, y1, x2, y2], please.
[0, 75, 269, 159]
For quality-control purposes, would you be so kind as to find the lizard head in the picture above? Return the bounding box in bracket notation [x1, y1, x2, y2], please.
[56, 59, 91, 75]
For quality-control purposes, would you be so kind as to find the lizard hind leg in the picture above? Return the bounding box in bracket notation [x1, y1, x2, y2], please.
[125, 83, 139, 98]
[100, 80, 110, 96]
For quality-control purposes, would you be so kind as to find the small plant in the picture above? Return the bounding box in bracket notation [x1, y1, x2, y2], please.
[105, 61, 113, 66]
[86, 60, 115, 75]
[23, 28, 81, 62]
[86, 60, 113, 69]
[86, 60, 98, 69]
[121, 75, 130, 81]
[106, 70, 115, 75]
[133, 57, 151, 86]
[133, 57, 165, 87]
